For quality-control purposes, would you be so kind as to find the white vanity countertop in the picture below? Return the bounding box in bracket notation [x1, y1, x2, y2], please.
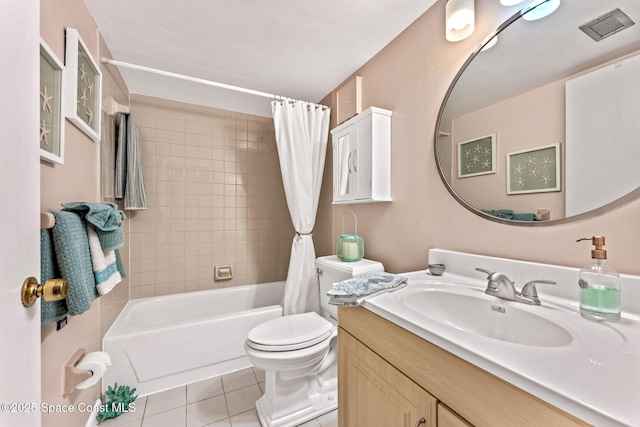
[362, 249, 640, 427]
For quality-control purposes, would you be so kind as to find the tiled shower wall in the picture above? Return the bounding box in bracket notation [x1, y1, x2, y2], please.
[127, 95, 296, 298]
[98, 42, 130, 337]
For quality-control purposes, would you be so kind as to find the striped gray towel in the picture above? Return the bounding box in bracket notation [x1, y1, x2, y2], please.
[115, 114, 147, 210]
[125, 115, 147, 210]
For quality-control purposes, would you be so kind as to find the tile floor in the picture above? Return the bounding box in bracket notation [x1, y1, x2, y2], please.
[101, 367, 338, 427]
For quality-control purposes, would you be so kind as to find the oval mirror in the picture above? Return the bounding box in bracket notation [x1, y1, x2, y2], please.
[435, 0, 640, 225]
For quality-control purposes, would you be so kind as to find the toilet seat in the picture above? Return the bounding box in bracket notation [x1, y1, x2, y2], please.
[247, 312, 334, 352]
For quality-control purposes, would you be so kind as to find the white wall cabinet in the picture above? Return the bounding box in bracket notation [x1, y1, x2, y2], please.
[331, 107, 392, 204]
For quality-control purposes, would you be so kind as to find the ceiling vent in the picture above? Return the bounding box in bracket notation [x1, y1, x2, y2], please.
[579, 9, 635, 41]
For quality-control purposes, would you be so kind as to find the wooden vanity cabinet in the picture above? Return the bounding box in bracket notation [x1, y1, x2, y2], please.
[437, 404, 473, 427]
[338, 307, 591, 427]
[339, 328, 437, 426]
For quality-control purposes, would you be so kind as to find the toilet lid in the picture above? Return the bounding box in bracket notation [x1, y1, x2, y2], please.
[247, 312, 333, 352]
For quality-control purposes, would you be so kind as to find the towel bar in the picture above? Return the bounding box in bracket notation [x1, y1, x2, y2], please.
[105, 96, 129, 118]
[41, 212, 55, 229]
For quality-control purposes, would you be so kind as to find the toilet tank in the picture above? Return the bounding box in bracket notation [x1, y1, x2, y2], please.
[315, 255, 384, 321]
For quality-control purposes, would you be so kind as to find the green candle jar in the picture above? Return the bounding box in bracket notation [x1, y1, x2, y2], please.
[336, 211, 364, 262]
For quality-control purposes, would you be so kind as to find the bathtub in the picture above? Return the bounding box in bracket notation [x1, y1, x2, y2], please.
[102, 281, 285, 396]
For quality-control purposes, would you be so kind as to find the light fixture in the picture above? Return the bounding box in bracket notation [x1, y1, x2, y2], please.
[446, 0, 475, 42]
[500, 0, 525, 5]
[522, 0, 561, 21]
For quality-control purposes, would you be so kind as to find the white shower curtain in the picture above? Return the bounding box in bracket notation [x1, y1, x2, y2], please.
[272, 100, 331, 315]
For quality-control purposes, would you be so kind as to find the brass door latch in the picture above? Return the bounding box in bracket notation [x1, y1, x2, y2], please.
[21, 277, 68, 307]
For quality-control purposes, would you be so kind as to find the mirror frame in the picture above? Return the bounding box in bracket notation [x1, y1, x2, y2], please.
[434, 7, 640, 227]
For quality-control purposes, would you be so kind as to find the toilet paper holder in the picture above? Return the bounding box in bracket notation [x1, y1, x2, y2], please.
[63, 349, 92, 397]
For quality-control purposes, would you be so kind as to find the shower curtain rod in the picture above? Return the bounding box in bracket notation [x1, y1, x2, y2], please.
[101, 58, 328, 108]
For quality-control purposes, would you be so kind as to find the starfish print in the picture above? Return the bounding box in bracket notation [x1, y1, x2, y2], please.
[41, 85, 53, 113]
[541, 156, 553, 167]
[465, 163, 473, 172]
[529, 167, 539, 177]
[86, 106, 94, 125]
[541, 175, 551, 184]
[40, 120, 50, 144]
[483, 147, 491, 156]
[464, 148, 472, 158]
[79, 62, 88, 83]
[513, 164, 524, 175]
[472, 154, 480, 164]
[80, 86, 88, 106]
[482, 159, 491, 169]
[87, 80, 94, 96]
[516, 177, 526, 188]
[526, 155, 536, 166]
[474, 144, 482, 153]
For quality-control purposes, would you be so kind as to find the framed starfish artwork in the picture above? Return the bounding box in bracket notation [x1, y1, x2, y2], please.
[64, 28, 102, 142]
[40, 39, 65, 164]
[457, 134, 496, 178]
[507, 143, 561, 195]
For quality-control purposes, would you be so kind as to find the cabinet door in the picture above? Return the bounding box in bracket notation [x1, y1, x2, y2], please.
[333, 122, 371, 202]
[339, 328, 437, 427]
[351, 119, 372, 201]
[333, 128, 354, 202]
[438, 403, 474, 427]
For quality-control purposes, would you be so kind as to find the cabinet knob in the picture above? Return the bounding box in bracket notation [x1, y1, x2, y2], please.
[415, 417, 426, 427]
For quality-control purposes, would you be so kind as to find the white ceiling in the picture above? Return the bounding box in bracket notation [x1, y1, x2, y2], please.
[85, 0, 438, 117]
[443, 0, 640, 121]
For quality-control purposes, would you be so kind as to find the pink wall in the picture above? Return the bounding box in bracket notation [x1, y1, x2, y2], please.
[450, 80, 566, 219]
[39, 1, 109, 426]
[330, 0, 640, 276]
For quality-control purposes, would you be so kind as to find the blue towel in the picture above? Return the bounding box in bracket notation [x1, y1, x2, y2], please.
[40, 229, 68, 324]
[482, 209, 537, 221]
[51, 211, 99, 315]
[61, 202, 126, 251]
[327, 271, 408, 306]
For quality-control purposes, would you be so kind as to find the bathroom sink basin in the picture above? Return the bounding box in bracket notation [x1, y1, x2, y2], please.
[388, 282, 573, 347]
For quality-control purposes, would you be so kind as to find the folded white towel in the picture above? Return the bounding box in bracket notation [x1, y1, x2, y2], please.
[327, 271, 408, 306]
[87, 224, 122, 295]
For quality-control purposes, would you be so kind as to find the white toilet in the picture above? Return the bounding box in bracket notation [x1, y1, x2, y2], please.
[245, 255, 384, 427]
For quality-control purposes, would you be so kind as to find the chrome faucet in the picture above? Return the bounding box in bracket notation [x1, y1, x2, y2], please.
[475, 268, 556, 305]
